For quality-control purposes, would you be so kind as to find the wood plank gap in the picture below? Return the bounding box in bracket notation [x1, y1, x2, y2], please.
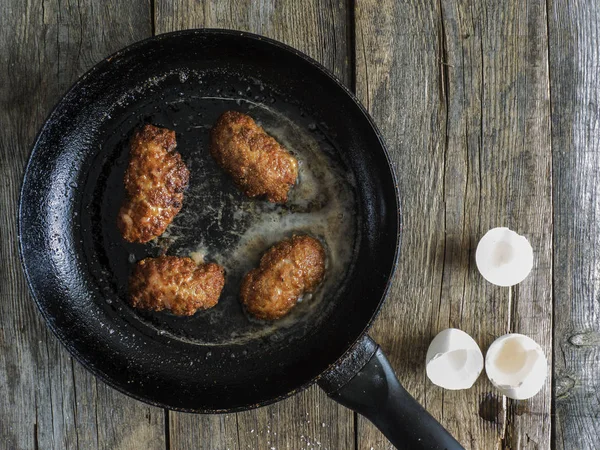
[437, 0, 450, 342]
[438, 0, 450, 111]
[499, 395, 508, 448]
[347, 1, 358, 446]
[545, 2, 557, 450]
[353, 412, 358, 450]
[70, 359, 81, 450]
[164, 409, 170, 450]
[34, 415, 39, 450]
[347, 0, 357, 93]
[151, 0, 156, 36]
[94, 381, 101, 448]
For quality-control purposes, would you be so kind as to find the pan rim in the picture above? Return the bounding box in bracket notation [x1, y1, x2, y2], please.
[18, 28, 401, 413]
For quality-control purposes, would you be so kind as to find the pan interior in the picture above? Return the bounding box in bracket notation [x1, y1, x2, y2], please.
[20, 31, 398, 412]
[83, 76, 359, 346]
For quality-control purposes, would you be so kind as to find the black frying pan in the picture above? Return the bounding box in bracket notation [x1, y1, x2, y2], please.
[19, 29, 462, 449]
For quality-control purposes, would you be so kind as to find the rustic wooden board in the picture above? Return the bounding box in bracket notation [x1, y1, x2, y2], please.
[0, 1, 166, 449]
[549, 2, 600, 449]
[355, 0, 552, 448]
[154, 1, 355, 449]
[5, 0, 599, 447]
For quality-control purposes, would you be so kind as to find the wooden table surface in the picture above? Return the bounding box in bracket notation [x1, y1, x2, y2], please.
[1, 1, 598, 449]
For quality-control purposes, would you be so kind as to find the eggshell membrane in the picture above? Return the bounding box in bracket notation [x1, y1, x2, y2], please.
[485, 333, 547, 400]
[426, 328, 484, 390]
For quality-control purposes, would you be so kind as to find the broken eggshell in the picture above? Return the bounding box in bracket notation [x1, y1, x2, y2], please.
[485, 333, 547, 400]
[426, 328, 484, 390]
[475, 227, 533, 287]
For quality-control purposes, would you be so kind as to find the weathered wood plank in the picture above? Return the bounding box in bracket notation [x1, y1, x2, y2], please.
[549, 2, 600, 449]
[355, 0, 552, 448]
[471, 1, 553, 448]
[0, 1, 165, 449]
[354, 2, 448, 447]
[438, 1, 553, 448]
[154, 1, 355, 449]
[169, 413, 239, 450]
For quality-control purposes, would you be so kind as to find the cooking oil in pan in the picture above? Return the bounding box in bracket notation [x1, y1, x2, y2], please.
[149, 98, 358, 344]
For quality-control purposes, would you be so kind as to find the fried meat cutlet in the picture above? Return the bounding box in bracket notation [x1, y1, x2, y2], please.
[129, 256, 225, 316]
[210, 111, 298, 203]
[118, 124, 189, 243]
[240, 235, 326, 320]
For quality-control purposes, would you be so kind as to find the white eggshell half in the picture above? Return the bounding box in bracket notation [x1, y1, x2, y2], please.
[426, 328, 484, 390]
[475, 227, 534, 287]
[485, 333, 547, 400]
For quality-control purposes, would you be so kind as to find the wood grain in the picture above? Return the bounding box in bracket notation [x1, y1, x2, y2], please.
[155, 0, 351, 86]
[4, 0, 598, 448]
[549, 2, 600, 449]
[154, 1, 355, 449]
[0, 1, 165, 449]
[354, 2, 448, 447]
[355, 0, 552, 448]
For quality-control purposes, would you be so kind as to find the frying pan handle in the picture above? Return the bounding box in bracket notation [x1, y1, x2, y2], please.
[317, 335, 464, 450]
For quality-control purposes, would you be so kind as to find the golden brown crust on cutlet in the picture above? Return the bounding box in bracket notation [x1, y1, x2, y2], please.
[240, 235, 326, 320]
[129, 256, 225, 316]
[210, 111, 298, 203]
[118, 124, 189, 243]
